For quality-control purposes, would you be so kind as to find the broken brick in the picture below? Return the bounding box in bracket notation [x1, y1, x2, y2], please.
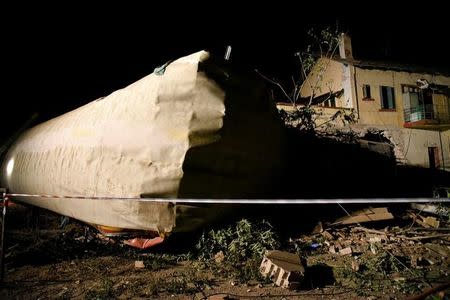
[321, 230, 334, 240]
[134, 260, 145, 269]
[339, 247, 352, 256]
[260, 250, 305, 289]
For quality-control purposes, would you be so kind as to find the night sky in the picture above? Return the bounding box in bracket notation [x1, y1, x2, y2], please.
[2, 3, 449, 142]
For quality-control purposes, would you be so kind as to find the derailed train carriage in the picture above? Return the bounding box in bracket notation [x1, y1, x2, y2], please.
[1, 51, 288, 248]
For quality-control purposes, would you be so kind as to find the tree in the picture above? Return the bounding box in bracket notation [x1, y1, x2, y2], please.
[257, 26, 356, 134]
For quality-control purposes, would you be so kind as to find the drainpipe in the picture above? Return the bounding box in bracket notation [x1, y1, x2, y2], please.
[438, 130, 446, 171]
[353, 66, 360, 121]
[433, 87, 446, 171]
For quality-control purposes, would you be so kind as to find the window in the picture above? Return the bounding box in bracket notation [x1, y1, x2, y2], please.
[428, 147, 440, 169]
[380, 86, 395, 109]
[323, 97, 336, 108]
[402, 85, 419, 94]
[362, 84, 371, 99]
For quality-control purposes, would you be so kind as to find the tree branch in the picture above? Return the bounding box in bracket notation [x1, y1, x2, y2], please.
[255, 69, 293, 104]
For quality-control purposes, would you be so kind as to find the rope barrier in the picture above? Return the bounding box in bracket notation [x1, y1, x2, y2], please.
[5, 193, 450, 204]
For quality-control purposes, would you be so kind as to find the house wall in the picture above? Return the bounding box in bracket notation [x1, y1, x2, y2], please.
[296, 58, 450, 171]
[353, 68, 450, 127]
[441, 129, 450, 170]
[397, 128, 450, 171]
[300, 58, 351, 108]
[434, 93, 450, 123]
[351, 125, 450, 171]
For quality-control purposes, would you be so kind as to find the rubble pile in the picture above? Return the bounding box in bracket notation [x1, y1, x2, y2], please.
[288, 206, 450, 296]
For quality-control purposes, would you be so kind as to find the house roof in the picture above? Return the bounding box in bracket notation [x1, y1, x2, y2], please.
[276, 89, 344, 106]
[335, 57, 450, 77]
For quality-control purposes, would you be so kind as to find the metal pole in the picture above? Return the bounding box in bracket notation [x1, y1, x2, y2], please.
[0, 189, 8, 283]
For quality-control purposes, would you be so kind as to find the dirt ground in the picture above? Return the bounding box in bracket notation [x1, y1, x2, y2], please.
[0, 202, 449, 299]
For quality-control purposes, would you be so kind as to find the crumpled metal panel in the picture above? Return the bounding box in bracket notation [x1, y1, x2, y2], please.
[1, 51, 225, 234]
[1, 50, 287, 235]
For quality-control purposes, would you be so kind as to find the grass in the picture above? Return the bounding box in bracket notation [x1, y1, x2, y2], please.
[141, 270, 215, 296]
[85, 277, 115, 299]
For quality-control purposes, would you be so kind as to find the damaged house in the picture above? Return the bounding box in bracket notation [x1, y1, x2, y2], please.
[279, 34, 450, 171]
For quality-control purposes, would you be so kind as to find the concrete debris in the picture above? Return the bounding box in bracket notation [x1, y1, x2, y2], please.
[134, 260, 145, 269]
[410, 255, 420, 268]
[260, 250, 305, 289]
[411, 203, 449, 216]
[422, 216, 440, 228]
[393, 276, 406, 282]
[408, 212, 443, 229]
[283, 206, 449, 298]
[208, 294, 238, 300]
[295, 207, 449, 265]
[370, 243, 377, 255]
[312, 221, 324, 234]
[424, 257, 438, 265]
[351, 259, 360, 271]
[369, 236, 382, 243]
[367, 233, 389, 243]
[424, 243, 450, 257]
[321, 230, 334, 240]
[339, 247, 352, 256]
[214, 251, 225, 264]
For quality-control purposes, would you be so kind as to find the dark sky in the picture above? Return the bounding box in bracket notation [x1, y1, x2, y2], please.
[2, 2, 449, 141]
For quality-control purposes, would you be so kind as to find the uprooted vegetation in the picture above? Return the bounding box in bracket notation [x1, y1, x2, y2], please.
[195, 219, 279, 282]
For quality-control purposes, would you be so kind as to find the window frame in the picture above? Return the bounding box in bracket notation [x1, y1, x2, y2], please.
[362, 84, 373, 100]
[379, 86, 396, 110]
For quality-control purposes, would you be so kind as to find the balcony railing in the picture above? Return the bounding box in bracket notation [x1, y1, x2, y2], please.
[403, 105, 434, 122]
[404, 104, 450, 124]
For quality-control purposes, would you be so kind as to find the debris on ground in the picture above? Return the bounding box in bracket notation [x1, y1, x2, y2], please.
[332, 207, 394, 225]
[2, 203, 450, 299]
[408, 211, 442, 229]
[288, 205, 450, 297]
[339, 247, 352, 256]
[411, 203, 449, 216]
[134, 260, 145, 269]
[260, 250, 305, 289]
[214, 251, 225, 264]
[208, 294, 239, 300]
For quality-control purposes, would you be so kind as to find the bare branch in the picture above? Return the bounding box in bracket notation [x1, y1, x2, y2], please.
[291, 76, 297, 101]
[308, 42, 340, 106]
[296, 55, 310, 102]
[255, 69, 293, 104]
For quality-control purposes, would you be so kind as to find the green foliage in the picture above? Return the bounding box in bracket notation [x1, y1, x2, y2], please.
[279, 107, 357, 139]
[297, 46, 316, 77]
[196, 219, 279, 263]
[363, 252, 403, 275]
[297, 26, 341, 76]
[195, 219, 279, 282]
[279, 106, 317, 133]
[274, 26, 359, 135]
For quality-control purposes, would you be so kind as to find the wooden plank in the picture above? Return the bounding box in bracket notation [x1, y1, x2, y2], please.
[333, 207, 394, 225]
